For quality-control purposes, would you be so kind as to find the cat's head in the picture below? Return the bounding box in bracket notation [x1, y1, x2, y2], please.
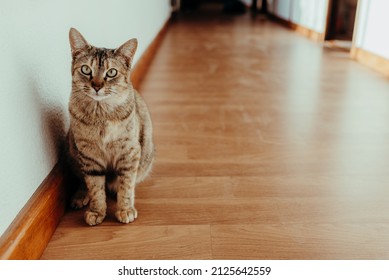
[69, 28, 137, 102]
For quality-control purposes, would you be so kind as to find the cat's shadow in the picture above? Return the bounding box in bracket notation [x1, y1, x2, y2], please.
[29, 75, 67, 161]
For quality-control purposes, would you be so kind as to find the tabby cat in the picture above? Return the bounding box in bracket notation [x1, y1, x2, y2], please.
[67, 28, 154, 226]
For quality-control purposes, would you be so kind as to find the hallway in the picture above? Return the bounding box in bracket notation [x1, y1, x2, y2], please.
[42, 7, 389, 259]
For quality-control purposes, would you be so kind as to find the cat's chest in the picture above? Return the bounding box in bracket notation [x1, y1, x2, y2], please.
[99, 121, 128, 145]
[72, 117, 137, 154]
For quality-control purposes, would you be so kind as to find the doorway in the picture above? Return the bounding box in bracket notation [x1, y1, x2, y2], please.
[325, 0, 358, 50]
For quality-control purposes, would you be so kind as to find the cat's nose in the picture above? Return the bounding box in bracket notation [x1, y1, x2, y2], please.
[91, 81, 103, 93]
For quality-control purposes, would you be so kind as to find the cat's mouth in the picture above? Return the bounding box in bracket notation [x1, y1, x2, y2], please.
[86, 92, 111, 101]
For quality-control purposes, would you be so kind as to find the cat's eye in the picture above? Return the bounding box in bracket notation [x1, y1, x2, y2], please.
[106, 68, 117, 78]
[81, 65, 92, 75]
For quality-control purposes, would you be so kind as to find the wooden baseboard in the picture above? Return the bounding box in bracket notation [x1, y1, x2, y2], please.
[351, 47, 389, 78]
[0, 18, 170, 260]
[131, 18, 170, 89]
[0, 163, 68, 259]
[294, 25, 325, 42]
[268, 13, 325, 42]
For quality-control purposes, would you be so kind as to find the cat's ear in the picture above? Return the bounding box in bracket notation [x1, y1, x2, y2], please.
[115, 38, 138, 67]
[69, 28, 90, 56]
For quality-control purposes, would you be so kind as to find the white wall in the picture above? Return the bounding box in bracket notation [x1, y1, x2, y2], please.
[291, 0, 329, 33]
[268, 0, 329, 34]
[354, 0, 389, 59]
[275, 0, 291, 20]
[0, 0, 171, 237]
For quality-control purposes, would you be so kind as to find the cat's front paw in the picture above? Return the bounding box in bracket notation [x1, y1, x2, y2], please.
[115, 208, 138, 224]
[84, 210, 106, 226]
[71, 195, 89, 209]
[71, 188, 89, 209]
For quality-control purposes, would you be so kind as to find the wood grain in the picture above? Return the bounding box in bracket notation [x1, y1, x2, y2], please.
[41, 224, 211, 260]
[211, 224, 389, 259]
[42, 5, 389, 259]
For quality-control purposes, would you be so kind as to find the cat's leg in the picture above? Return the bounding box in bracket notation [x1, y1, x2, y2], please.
[70, 184, 89, 209]
[115, 178, 138, 223]
[115, 146, 140, 223]
[84, 175, 107, 226]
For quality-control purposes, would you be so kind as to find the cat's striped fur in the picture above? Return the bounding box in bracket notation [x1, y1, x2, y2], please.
[67, 28, 154, 225]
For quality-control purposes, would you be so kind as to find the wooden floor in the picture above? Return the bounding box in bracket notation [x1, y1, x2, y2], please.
[42, 6, 389, 260]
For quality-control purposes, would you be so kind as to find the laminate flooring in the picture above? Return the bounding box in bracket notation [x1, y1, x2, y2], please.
[42, 6, 389, 259]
